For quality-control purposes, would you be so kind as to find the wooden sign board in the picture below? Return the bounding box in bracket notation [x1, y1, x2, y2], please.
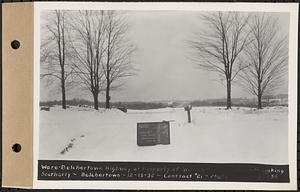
[137, 122, 170, 146]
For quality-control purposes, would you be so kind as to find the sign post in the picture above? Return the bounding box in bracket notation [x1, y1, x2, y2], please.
[184, 105, 192, 123]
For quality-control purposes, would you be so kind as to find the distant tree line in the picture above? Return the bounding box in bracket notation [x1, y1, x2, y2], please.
[40, 99, 169, 110]
[41, 93, 287, 110]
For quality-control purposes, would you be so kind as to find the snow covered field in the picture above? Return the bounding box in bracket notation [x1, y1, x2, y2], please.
[39, 106, 288, 164]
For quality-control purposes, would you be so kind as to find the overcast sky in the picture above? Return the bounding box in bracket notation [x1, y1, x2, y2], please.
[40, 11, 289, 102]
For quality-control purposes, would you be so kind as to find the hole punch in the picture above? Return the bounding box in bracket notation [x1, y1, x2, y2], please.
[11, 40, 21, 49]
[12, 143, 22, 153]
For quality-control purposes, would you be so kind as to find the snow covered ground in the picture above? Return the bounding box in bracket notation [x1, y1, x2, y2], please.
[39, 106, 288, 164]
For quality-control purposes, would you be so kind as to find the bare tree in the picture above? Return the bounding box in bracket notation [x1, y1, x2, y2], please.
[239, 13, 288, 109]
[40, 10, 73, 109]
[70, 10, 106, 110]
[103, 11, 136, 109]
[188, 12, 250, 109]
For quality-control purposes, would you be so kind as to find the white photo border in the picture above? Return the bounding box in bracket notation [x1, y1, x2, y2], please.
[33, 2, 298, 190]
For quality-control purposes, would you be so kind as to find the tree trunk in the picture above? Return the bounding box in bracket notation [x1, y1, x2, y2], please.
[61, 82, 66, 109]
[257, 79, 262, 109]
[226, 79, 232, 109]
[257, 85, 262, 109]
[93, 92, 99, 110]
[61, 72, 66, 110]
[106, 27, 111, 109]
[257, 94, 262, 109]
[105, 80, 110, 109]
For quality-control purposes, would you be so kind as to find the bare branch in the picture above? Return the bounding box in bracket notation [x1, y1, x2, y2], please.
[187, 12, 250, 109]
[239, 13, 288, 109]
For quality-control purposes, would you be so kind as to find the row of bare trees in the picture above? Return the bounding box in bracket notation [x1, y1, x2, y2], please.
[188, 12, 288, 109]
[41, 11, 287, 110]
[41, 10, 135, 110]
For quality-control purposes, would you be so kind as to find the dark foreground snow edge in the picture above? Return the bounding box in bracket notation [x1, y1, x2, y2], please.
[38, 160, 289, 182]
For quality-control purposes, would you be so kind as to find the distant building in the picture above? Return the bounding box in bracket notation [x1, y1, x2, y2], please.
[262, 94, 288, 106]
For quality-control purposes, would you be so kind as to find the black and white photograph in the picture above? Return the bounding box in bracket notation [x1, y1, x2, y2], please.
[34, 2, 298, 190]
